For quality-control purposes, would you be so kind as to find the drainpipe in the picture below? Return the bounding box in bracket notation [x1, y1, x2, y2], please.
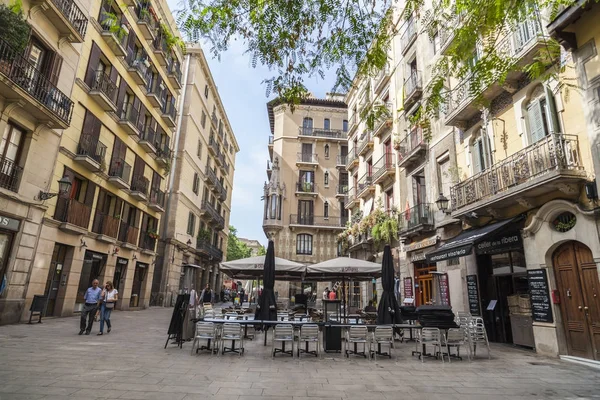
[158, 52, 191, 305]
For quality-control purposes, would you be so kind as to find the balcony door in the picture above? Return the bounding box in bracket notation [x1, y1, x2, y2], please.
[384, 140, 392, 164]
[298, 200, 314, 225]
[302, 117, 313, 135]
[301, 143, 312, 162]
[0, 123, 24, 188]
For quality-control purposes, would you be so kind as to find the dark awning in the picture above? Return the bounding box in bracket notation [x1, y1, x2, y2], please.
[426, 218, 519, 263]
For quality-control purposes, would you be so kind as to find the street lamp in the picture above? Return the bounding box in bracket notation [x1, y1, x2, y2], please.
[38, 176, 72, 201]
[435, 193, 450, 214]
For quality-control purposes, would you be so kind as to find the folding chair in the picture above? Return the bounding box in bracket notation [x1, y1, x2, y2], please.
[469, 317, 491, 360]
[190, 322, 218, 356]
[345, 326, 370, 359]
[272, 324, 294, 358]
[220, 323, 244, 356]
[297, 324, 320, 358]
[419, 327, 446, 363]
[443, 327, 469, 362]
[371, 326, 394, 360]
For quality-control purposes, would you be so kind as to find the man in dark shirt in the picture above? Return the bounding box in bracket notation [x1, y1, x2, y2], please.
[364, 300, 377, 313]
[200, 284, 213, 305]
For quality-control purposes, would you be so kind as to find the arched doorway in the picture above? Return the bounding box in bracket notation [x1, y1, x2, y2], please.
[552, 242, 600, 360]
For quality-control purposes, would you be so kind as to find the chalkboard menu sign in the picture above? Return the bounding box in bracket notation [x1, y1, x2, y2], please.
[438, 273, 451, 306]
[403, 277, 413, 298]
[466, 275, 481, 316]
[527, 269, 553, 323]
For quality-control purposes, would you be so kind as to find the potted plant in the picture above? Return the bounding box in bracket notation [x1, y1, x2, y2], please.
[139, 6, 151, 22]
[147, 229, 160, 239]
[393, 136, 401, 150]
[0, 3, 30, 58]
[303, 181, 312, 192]
[197, 228, 211, 242]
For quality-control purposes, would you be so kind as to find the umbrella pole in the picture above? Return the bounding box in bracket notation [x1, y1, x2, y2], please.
[342, 278, 347, 321]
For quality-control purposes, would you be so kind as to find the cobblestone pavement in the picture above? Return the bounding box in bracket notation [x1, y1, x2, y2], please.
[0, 307, 599, 400]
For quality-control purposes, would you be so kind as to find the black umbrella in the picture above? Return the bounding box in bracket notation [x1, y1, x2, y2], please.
[377, 245, 402, 324]
[255, 240, 278, 325]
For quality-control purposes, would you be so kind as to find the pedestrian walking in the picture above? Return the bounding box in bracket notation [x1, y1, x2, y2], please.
[98, 281, 118, 335]
[79, 279, 102, 335]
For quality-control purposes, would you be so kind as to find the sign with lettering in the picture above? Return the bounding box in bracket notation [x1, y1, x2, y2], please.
[410, 251, 426, 262]
[403, 277, 413, 298]
[0, 215, 20, 232]
[527, 269, 554, 323]
[476, 232, 523, 255]
[438, 273, 450, 306]
[466, 275, 481, 316]
[427, 244, 472, 263]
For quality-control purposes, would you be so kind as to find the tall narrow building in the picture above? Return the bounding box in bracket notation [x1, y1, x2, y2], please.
[152, 45, 239, 306]
[262, 95, 348, 305]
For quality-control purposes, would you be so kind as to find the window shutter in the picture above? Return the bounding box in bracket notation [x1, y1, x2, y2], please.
[481, 130, 492, 170]
[472, 139, 482, 174]
[116, 80, 128, 112]
[84, 43, 102, 87]
[114, 197, 123, 219]
[527, 100, 545, 143]
[544, 85, 561, 134]
[84, 181, 96, 207]
[49, 53, 63, 85]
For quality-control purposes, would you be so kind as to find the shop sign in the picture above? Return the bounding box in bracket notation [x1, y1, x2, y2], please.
[410, 251, 426, 262]
[403, 277, 413, 298]
[0, 216, 20, 232]
[527, 269, 554, 323]
[404, 236, 438, 252]
[476, 232, 522, 255]
[427, 244, 472, 263]
[466, 275, 481, 316]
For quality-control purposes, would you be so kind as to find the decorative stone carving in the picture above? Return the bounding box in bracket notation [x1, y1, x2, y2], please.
[556, 183, 578, 195]
[516, 197, 534, 209]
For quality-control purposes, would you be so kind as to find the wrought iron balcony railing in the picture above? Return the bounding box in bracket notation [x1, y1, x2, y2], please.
[289, 214, 345, 227]
[346, 151, 358, 168]
[297, 153, 318, 163]
[130, 175, 149, 195]
[451, 134, 584, 211]
[337, 155, 347, 166]
[404, 71, 422, 105]
[196, 239, 223, 261]
[397, 127, 426, 164]
[149, 188, 165, 208]
[336, 184, 348, 195]
[139, 232, 156, 251]
[90, 70, 118, 104]
[0, 156, 23, 192]
[298, 127, 347, 140]
[398, 203, 434, 234]
[401, 17, 417, 54]
[77, 133, 107, 164]
[162, 96, 176, 119]
[0, 38, 74, 124]
[49, 0, 88, 39]
[372, 152, 395, 181]
[108, 157, 131, 182]
[296, 181, 317, 193]
[357, 173, 373, 195]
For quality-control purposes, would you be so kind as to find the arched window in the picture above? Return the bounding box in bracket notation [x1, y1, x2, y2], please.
[324, 144, 330, 158]
[296, 234, 313, 255]
[324, 171, 329, 186]
[525, 85, 560, 144]
[302, 117, 313, 135]
[324, 201, 329, 218]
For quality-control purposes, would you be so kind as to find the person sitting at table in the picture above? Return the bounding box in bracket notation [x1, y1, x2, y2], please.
[364, 300, 376, 313]
[322, 287, 330, 300]
[328, 289, 336, 300]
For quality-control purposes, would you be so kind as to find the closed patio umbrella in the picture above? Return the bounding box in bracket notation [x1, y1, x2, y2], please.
[377, 245, 402, 324]
[254, 240, 277, 324]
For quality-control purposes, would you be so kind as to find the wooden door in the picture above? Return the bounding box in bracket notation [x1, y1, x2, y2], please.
[553, 242, 599, 360]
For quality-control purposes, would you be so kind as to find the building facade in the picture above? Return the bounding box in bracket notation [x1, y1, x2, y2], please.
[152, 45, 238, 307]
[0, 0, 87, 324]
[4, 0, 184, 323]
[263, 95, 348, 305]
[238, 238, 263, 256]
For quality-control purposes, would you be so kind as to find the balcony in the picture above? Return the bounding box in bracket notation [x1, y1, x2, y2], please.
[374, 64, 391, 94]
[336, 155, 347, 168]
[167, 59, 182, 88]
[75, 134, 106, 172]
[401, 17, 417, 55]
[372, 153, 396, 184]
[135, 2, 158, 41]
[139, 232, 156, 252]
[55, 197, 91, 234]
[138, 126, 158, 154]
[295, 181, 318, 197]
[221, 159, 230, 176]
[212, 177, 226, 199]
[296, 152, 318, 167]
[446, 16, 545, 126]
[161, 97, 177, 127]
[403, 71, 422, 110]
[38, 0, 88, 43]
[0, 157, 23, 193]
[200, 201, 225, 229]
[289, 214, 345, 229]
[107, 157, 131, 189]
[450, 134, 586, 216]
[196, 239, 223, 262]
[348, 113, 359, 135]
[118, 221, 139, 249]
[155, 143, 172, 166]
[357, 173, 374, 198]
[125, 50, 150, 86]
[357, 131, 373, 156]
[336, 184, 348, 198]
[205, 166, 219, 188]
[208, 136, 219, 156]
[88, 70, 117, 112]
[397, 127, 427, 169]
[211, 111, 218, 128]
[345, 151, 359, 171]
[92, 212, 119, 242]
[398, 203, 435, 236]
[298, 127, 347, 141]
[145, 78, 164, 108]
[345, 187, 358, 208]
[439, 13, 464, 55]
[117, 102, 141, 136]
[0, 39, 73, 128]
[130, 175, 149, 201]
[148, 188, 165, 212]
[152, 35, 169, 66]
[98, 13, 128, 57]
[372, 102, 393, 138]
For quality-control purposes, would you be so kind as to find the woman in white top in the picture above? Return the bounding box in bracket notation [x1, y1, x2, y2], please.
[98, 281, 118, 335]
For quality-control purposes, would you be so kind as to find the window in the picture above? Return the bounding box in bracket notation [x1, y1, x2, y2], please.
[302, 117, 313, 134]
[187, 212, 196, 235]
[192, 172, 199, 194]
[432, 31, 440, 55]
[269, 194, 277, 219]
[385, 188, 394, 212]
[343, 120, 348, 132]
[526, 85, 560, 144]
[324, 201, 329, 218]
[324, 118, 330, 130]
[197, 140, 202, 159]
[204, 84, 209, 98]
[471, 130, 492, 174]
[201, 111, 206, 128]
[296, 234, 313, 255]
[0, 122, 25, 191]
[324, 144, 330, 159]
[437, 156, 451, 198]
[324, 171, 329, 186]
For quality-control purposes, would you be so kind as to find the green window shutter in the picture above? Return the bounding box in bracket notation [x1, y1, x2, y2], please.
[545, 85, 561, 134]
[472, 139, 482, 174]
[527, 100, 545, 144]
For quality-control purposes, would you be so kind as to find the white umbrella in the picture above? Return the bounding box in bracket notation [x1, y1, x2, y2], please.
[219, 255, 305, 280]
[305, 257, 381, 281]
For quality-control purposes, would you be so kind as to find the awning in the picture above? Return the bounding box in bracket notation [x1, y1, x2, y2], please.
[426, 218, 519, 263]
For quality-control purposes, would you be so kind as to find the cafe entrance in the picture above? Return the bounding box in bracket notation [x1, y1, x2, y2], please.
[414, 262, 436, 306]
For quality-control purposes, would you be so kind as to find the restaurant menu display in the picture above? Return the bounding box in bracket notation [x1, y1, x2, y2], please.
[466, 275, 481, 316]
[527, 269, 554, 323]
[438, 273, 450, 306]
[403, 277, 413, 298]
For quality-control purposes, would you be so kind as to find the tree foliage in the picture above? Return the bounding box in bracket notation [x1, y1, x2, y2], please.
[226, 225, 252, 261]
[257, 244, 266, 256]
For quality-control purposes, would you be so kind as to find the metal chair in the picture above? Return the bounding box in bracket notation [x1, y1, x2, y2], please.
[345, 326, 370, 359]
[419, 327, 446, 363]
[219, 323, 244, 356]
[442, 327, 469, 362]
[272, 324, 294, 358]
[469, 317, 491, 360]
[457, 312, 472, 328]
[371, 326, 394, 360]
[190, 322, 218, 356]
[297, 324, 320, 358]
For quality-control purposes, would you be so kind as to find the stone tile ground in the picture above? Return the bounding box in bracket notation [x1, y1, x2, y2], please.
[0, 307, 598, 400]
